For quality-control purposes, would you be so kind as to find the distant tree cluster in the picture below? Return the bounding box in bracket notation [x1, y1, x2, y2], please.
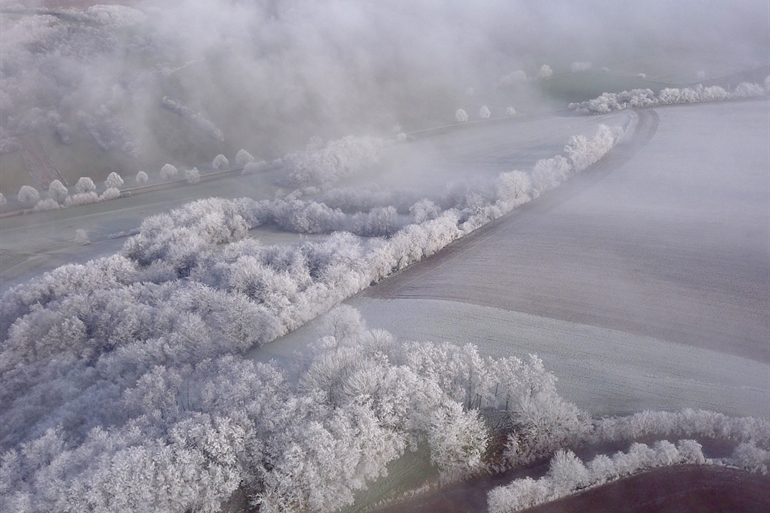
[569, 80, 770, 115]
[282, 136, 385, 186]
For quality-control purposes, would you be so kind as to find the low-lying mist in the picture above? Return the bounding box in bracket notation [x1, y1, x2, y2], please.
[1, 0, 767, 193]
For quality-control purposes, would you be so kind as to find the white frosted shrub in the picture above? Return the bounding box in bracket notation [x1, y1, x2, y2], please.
[733, 82, 765, 98]
[410, 199, 440, 223]
[100, 187, 121, 201]
[319, 304, 366, 344]
[455, 109, 468, 123]
[531, 155, 571, 193]
[48, 179, 68, 203]
[235, 149, 255, 167]
[732, 442, 770, 473]
[283, 136, 384, 185]
[676, 439, 705, 464]
[185, 167, 201, 184]
[495, 170, 531, 205]
[34, 198, 60, 211]
[506, 106, 516, 116]
[105, 172, 124, 189]
[537, 64, 553, 79]
[17, 185, 39, 206]
[212, 154, 229, 170]
[65, 192, 99, 206]
[479, 105, 491, 119]
[136, 170, 148, 184]
[654, 440, 680, 465]
[0, 192, 6, 205]
[160, 164, 178, 180]
[428, 401, 488, 480]
[587, 454, 615, 483]
[488, 477, 549, 513]
[548, 449, 590, 491]
[74, 228, 90, 245]
[242, 160, 266, 174]
[75, 177, 96, 194]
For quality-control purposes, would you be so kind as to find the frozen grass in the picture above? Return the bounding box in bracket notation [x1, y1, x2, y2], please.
[349, 298, 769, 419]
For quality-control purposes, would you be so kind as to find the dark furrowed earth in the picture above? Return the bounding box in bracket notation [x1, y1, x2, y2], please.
[372, 466, 770, 513]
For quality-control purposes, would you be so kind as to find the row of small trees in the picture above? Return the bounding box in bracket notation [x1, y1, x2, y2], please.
[569, 79, 770, 115]
[15, 173, 124, 211]
[8, 155, 238, 211]
[454, 105, 515, 123]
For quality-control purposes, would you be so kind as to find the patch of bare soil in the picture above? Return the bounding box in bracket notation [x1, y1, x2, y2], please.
[525, 466, 770, 513]
[371, 466, 770, 513]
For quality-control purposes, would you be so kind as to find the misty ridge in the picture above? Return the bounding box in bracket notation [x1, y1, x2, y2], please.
[1, 0, 768, 182]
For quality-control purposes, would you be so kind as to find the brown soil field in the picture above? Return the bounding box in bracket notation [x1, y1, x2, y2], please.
[526, 466, 770, 513]
[372, 466, 770, 513]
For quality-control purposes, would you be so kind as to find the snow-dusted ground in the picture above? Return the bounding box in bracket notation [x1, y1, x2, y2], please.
[252, 100, 770, 420]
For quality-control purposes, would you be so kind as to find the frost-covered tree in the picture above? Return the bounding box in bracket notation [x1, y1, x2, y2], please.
[33, 198, 60, 211]
[75, 177, 96, 194]
[17, 185, 39, 207]
[212, 154, 229, 170]
[410, 199, 440, 223]
[100, 187, 121, 201]
[0, 192, 6, 206]
[455, 109, 468, 123]
[243, 160, 266, 174]
[48, 180, 68, 204]
[479, 106, 491, 119]
[65, 192, 100, 206]
[548, 449, 590, 490]
[428, 401, 488, 480]
[505, 106, 516, 116]
[74, 229, 90, 245]
[105, 171, 124, 189]
[185, 167, 201, 184]
[235, 149, 255, 167]
[160, 164, 178, 180]
[136, 170, 148, 184]
[537, 65, 553, 79]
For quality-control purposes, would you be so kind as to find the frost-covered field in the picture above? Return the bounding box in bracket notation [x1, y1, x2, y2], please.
[0, 111, 619, 293]
[251, 100, 770, 420]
